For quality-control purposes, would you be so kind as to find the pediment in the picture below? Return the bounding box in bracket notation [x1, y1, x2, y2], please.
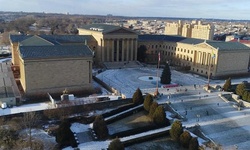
[20, 35, 54, 46]
[105, 28, 137, 35]
[195, 42, 215, 50]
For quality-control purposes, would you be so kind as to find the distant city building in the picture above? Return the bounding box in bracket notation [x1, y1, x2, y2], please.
[9, 35, 95, 98]
[165, 20, 215, 40]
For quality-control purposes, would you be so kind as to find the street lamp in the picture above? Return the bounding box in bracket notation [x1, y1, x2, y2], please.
[207, 48, 217, 90]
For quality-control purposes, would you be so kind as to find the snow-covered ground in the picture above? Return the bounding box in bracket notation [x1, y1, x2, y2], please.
[2, 61, 250, 149]
[0, 102, 51, 116]
[63, 67, 250, 150]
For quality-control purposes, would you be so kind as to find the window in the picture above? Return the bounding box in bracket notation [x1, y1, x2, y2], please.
[152, 45, 154, 49]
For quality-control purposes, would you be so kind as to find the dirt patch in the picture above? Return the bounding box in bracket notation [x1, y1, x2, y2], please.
[108, 111, 154, 135]
[126, 136, 186, 150]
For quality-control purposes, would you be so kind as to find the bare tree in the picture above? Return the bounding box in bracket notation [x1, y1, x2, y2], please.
[22, 111, 40, 150]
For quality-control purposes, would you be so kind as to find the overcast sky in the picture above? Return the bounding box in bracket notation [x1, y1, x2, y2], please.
[0, 0, 249, 20]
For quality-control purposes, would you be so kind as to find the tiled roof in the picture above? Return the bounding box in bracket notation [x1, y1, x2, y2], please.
[20, 35, 54, 46]
[19, 45, 93, 59]
[79, 24, 121, 33]
[138, 35, 250, 50]
[206, 41, 250, 50]
[9, 35, 33, 43]
[40, 35, 95, 44]
[230, 39, 250, 44]
[138, 34, 204, 44]
[10, 34, 95, 45]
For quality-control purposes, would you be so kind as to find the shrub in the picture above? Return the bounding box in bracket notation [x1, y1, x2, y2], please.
[236, 83, 246, 97]
[153, 105, 170, 126]
[170, 120, 183, 142]
[93, 115, 109, 139]
[223, 77, 231, 91]
[108, 138, 124, 150]
[132, 88, 144, 105]
[143, 94, 153, 112]
[189, 137, 199, 150]
[160, 63, 171, 84]
[242, 91, 249, 101]
[55, 120, 77, 148]
[0, 128, 17, 149]
[180, 131, 192, 148]
[149, 101, 158, 117]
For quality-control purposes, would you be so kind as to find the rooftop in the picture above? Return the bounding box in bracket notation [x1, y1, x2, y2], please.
[79, 23, 121, 33]
[138, 34, 250, 50]
[19, 45, 93, 59]
[9, 34, 95, 45]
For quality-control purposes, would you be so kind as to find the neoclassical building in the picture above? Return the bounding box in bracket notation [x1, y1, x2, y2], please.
[78, 24, 138, 64]
[78, 23, 250, 78]
[138, 35, 250, 78]
[8, 24, 250, 99]
[10, 35, 95, 97]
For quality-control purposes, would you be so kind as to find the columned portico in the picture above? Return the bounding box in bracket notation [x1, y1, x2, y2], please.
[130, 39, 134, 61]
[126, 39, 129, 61]
[101, 37, 138, 62]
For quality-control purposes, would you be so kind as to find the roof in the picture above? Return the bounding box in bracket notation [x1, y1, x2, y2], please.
[9, 34, 33, 43]
[10, 34, 95, 45]
[40, 35, 95, 44]
[79, 24, 121, 33]
[19, 45, 93, 59]
[138, 34, 204, 44]
[20, 35, 54, 46]
[138, 34, 250, 51]
[231, 39, 250, 44]
[206, 41, 250, 50]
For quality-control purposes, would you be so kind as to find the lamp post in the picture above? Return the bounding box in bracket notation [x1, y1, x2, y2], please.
[207, 49, 216, 90]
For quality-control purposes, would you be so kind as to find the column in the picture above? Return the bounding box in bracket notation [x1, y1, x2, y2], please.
[126, 39, 129, 61]
[107, 39, 110, 61]
[101, 39, 104, 61]
[116, 39, 119, 61]
[199, 51, 202, 64]
[130, 39, 134, 61]
[122, 39, 125, 61]
[134, 39, 138, 61]
[111, 40, 114, 62]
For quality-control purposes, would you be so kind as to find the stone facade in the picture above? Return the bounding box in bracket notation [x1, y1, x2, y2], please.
[165, 20, 215, 40]
[9, 35, 94, 98]
[19, 56, 92, 96]
[78, 25, 138, 64]
[138, 36, 250, 78]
